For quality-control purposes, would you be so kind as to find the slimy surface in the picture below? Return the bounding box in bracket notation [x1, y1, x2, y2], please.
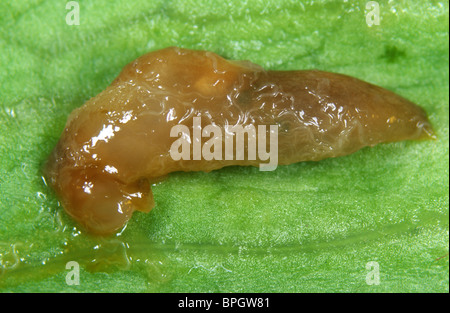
[44, 47, 434, 235]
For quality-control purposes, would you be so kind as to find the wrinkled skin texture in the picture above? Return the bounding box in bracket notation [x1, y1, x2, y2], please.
[44, 47, 434, 235]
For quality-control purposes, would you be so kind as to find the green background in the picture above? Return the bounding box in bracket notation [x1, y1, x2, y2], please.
[0, 0, 448, 292]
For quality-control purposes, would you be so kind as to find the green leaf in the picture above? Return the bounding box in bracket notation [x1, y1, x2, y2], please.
[0, 0, 448, 292]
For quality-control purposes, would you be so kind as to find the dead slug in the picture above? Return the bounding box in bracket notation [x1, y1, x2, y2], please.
[44, 47, 434, 235]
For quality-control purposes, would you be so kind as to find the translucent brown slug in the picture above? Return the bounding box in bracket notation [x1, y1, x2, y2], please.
[44, 47, 434, 235]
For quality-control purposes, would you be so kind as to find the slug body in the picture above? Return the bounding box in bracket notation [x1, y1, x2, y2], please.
[44, 47, 434, 235]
